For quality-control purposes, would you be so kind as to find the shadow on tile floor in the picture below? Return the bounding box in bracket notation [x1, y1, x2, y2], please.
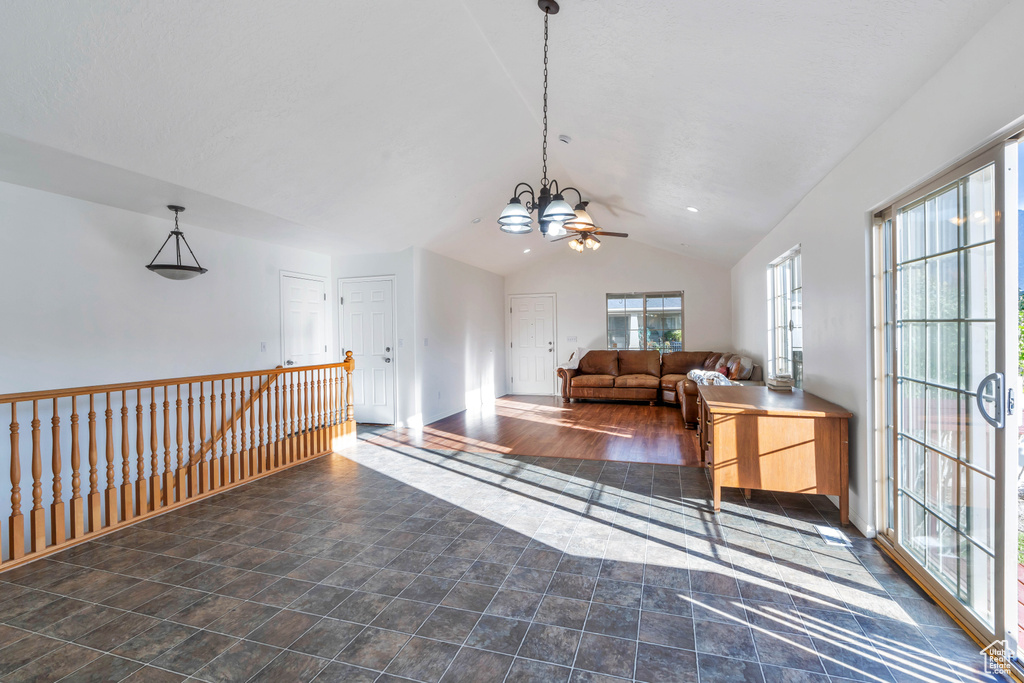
[0, 429, 1008, 682]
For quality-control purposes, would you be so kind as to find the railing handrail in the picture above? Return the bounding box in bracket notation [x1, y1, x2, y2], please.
[0, 358, 355, 404]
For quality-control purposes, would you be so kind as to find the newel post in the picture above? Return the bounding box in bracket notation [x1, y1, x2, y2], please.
[345, 351, 355, 428]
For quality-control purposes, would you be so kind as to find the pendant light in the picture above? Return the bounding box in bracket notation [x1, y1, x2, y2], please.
[146, 205, 208, 280]
[495, 0, 587, 238]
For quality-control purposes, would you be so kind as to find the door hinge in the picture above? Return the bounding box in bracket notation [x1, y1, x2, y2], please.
[339, 297, 344, 305]
[324, 293, 326, 300]
[510, 306, 512, 314]
[324, 345, 327, 352]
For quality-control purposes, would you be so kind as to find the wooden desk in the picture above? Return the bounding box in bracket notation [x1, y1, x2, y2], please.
[696, 386, 851, 525]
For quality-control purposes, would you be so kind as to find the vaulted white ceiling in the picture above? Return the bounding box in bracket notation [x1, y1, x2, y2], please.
[0, 0, 1008, 273]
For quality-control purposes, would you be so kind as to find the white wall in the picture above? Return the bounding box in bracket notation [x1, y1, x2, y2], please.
[0, 181, 332, 392]
[414, 249, 506, 425]
[332, 247, 506, 428]
[730, 0, 1024, 536]
[505, 238, 733, 367]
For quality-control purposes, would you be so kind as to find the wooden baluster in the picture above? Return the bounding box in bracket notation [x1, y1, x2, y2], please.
[176, 384, 187, 503]
[230, 378, 239, 483]
[346, 351, 355, 428]
[70, 395, 84, 539]
[104, 392, 117, 526]
[316, 368, 324, 453]
[197, 383, 207, 494]
[120, 389, 133, 522]
[289, 372, 296, 464]
[304, 371, 311, 458]
[249, 378, 257, 475]
[239, 378, 248, 480]
[30, 400, 45, 552]
[274, 378, 281, 469]
[162, 385, 172, 506]
[332, 367, 340, 442]
[147, 388, 159, 512]
[220, 379, 228, 487]
[258, 377, 266, 474]
[87, 394, 100, 533]
[9, 403, 24, 560]
[50, 398, 66, 546]
[136, 388, 147, 516]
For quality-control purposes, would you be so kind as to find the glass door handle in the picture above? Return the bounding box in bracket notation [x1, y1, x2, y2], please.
[975, 372, 1004, 429]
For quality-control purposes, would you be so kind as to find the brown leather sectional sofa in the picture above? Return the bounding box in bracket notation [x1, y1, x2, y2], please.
[557, 349, 762, 429]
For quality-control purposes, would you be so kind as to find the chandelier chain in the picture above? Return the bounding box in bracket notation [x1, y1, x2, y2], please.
[541, 9, 549, 188]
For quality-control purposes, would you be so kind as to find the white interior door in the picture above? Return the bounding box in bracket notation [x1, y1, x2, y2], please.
[281, 273, 327, 367]
[341, 278, 395, 425]
[509, 294, 555, 395]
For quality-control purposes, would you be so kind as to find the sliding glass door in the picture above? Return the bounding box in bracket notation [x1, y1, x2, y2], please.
[878, 139, 1018, 652]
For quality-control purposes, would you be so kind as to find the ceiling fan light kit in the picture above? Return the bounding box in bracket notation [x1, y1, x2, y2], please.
[495, 0, 627, 252]
[146, 205, 208, 280]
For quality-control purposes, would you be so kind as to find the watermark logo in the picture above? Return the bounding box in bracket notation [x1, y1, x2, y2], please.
[981, 640, 1012, 677]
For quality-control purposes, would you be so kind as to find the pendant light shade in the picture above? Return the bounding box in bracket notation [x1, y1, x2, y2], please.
[562, 203, 595, 231]
[498, 197, 534, 233]
[147, 206, 208, 280]
[541, 194, 575, 223]
[584, 234, 601, 250]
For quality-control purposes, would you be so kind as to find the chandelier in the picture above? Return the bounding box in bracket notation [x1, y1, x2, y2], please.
[496, 0, 628, 251]
[146, 205, 208, 280]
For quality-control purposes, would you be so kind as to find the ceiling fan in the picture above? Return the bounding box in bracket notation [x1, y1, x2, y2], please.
[550, 201, 629, 252]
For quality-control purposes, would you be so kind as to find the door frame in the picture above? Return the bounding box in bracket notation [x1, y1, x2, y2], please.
[338, 275, 398, 426]
[279, 270, 329, 367]
[506, 293, 558, 396]
[869, 137, 1020, 656]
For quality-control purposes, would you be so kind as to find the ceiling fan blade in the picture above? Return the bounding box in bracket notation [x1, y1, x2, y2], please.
[549, 234, 575, 242]
[593, 231, 628, 238]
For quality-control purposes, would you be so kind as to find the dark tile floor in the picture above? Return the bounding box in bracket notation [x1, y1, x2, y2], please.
[0, 431, 1007, 682]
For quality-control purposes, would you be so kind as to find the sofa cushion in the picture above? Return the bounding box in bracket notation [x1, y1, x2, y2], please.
[618, 350, 660, 376]
[614, 374, 660, 389]
[727, 355, 754, 380]
[714, 354, 734, 373]
[703, 353, 723, 370]
[660, 373, 688, 390]
[572, 374, 616, 388]
[662, 351, 710, 375]
[579, 350, 619, 376]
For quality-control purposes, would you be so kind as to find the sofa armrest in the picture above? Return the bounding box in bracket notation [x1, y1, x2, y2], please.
[681, 378, 699, 396]
[557, 368, 577, 402]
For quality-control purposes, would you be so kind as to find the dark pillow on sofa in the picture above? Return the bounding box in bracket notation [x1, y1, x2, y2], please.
[618, 350, 660, 376]
[662, 351, 711, 375]
[579, 350, 619, 376]
[704, 353, 723, 370]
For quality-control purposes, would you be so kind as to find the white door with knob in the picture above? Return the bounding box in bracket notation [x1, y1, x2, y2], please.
[280, 272, 328, 368]
[341, 277, 396, 425]
[508, 294, 556, 395]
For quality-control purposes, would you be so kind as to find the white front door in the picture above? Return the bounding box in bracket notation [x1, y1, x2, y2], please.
[509, 294, 556, 395]
[341, 278, 396, 425]
[281, 273, 327, 367]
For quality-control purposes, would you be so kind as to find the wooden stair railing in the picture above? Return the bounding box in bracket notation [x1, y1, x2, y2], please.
[0, 353, 356, 571]
[190, 369, 281, 466]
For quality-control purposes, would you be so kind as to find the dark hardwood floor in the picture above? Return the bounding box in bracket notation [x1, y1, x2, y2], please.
[366, 395, 701, 466]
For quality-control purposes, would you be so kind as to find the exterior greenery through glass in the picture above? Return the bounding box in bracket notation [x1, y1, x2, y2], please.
[606, 292, 683, 351]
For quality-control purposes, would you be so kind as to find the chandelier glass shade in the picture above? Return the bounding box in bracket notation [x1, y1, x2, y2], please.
[146, 205, 208, 280]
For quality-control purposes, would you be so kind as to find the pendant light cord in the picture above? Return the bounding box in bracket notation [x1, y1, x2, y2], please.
[541, 9, 549, 188]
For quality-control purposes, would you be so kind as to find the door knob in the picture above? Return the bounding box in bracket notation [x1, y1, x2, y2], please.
[384, 357, 392, 363]
[385, 346, 391, 352]
[285, 360, 295, 366]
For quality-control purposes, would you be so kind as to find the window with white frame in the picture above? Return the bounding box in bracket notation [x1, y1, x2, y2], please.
[767, 247, 803, 387]
[606, 292, 683, 351]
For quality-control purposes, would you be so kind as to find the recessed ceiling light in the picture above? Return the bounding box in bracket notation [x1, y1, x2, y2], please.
[471, 217, 482, 224]
[558, 134, 572, 144]
[686, 206, 699, 213]
[524, 249, 531, 253]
